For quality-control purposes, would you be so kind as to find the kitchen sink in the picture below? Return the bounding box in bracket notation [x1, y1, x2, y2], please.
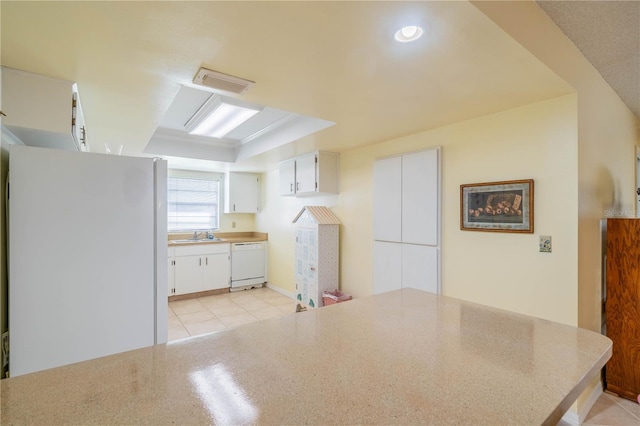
[171, 238, 225, 243]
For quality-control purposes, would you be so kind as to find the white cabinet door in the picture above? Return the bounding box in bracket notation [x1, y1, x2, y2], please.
[401, 244, 439, 294]
[402, 149, 439, 246]
[168, 257, 176, 296]
[174, 244, 230, 295]
[203, 253, 230, 290]
[279, 151, 339, 197]
[373, 156, 402, 242]
[174, 255, 203, 295]
[373, 241, 402, 294]
[278, 158, 296, 196]
[226, 172, 259, 213]
[295, 153, 317, 194]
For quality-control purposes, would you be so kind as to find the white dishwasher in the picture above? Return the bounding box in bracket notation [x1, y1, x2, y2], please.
[231, 242, 266, 290]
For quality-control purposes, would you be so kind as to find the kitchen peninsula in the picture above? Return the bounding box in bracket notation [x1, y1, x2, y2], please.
[1, 289, 611, 424]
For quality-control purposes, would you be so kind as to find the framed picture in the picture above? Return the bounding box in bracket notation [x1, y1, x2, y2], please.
[460, 179, 534, 233]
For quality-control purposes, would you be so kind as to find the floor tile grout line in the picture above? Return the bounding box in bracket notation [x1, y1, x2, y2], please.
[168, 287, 296, 342]
[613, 398, 640, 420]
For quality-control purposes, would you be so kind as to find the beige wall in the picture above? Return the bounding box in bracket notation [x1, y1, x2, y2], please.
[472, 1, 640, 418]
[258, 94, 580, 326]
[443, 95, 579, 325]
[257, 174, 339, 296]
[472, 0, 639, 333]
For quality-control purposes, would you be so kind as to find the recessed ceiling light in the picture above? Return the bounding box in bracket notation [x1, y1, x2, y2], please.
[394, 25, 423, 43]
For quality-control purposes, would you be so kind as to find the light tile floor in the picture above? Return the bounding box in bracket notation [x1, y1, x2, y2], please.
[169, 289, 639, 425]
[168, 286, 296, 341]
[566, 391, 640, 426]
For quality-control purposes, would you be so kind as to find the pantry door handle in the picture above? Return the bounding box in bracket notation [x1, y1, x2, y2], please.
[199, 258, 202, 266]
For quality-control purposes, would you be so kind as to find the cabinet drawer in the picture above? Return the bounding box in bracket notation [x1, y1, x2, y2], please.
[174, 243, 230, 257]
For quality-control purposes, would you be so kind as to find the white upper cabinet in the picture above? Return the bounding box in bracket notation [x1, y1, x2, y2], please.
[295, 153, 318, 194]
[372, 156, 402, 242]
[225, 172, 260, 213]
[278, 158, 296, 195]
[1, 66, 88, 152]
[401, 149, 439, 246]
[278, 151, 339, 197]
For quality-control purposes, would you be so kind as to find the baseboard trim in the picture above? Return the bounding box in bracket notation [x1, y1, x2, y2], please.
[266, 283, 295, 299]
[168, 287, 229, 302]
[560, 383, 603, 425]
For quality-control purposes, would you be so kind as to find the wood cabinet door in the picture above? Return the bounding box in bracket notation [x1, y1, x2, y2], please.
[605, 218, 640, 401]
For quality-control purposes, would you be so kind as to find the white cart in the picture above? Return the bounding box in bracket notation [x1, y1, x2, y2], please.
[293, 206, 341, 308]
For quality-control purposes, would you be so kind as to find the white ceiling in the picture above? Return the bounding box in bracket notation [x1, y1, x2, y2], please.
[0, 1, 606, 172]
[146, 85, 335, 166]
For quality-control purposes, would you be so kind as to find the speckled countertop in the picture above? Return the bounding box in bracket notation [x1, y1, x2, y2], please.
[168, 231, 268, 246]
[0, 288, 611, 425]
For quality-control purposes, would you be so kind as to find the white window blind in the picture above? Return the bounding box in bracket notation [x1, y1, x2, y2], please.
[168, 177, 220, 231]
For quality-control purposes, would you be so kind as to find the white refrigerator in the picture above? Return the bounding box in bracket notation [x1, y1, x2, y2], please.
[8, 145, 167, 377]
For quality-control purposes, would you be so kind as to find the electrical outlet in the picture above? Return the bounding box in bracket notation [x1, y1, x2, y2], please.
[539, 235, 552, 253]
[1, 331, 9, 368]
[232, 221, 236, 228]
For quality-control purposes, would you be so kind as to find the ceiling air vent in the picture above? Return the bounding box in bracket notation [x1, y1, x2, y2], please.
[193, 68, 255, 94]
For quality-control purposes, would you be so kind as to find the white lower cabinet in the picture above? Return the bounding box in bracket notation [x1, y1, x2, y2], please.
[168, 257, 176, 296]
[372, 241, 439, 295]
[401, 244, 439, 294]
[372, 241, 402, 295]
[173, 244, 230, 296]
[203, 252, 232, 290]
[168, 247, 176, 296]
[175, 255, 205, 295]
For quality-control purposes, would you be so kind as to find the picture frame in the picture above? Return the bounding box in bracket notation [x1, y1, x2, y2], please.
[460, 179, 534, 233]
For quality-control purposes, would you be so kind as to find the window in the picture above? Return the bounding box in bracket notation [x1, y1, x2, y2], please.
[168, 177, 220, 232]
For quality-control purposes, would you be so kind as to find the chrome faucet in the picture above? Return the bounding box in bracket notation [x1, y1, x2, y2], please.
[192, 231, 202, 240]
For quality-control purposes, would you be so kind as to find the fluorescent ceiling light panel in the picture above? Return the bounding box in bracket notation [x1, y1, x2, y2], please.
[185, 95, 260, 138]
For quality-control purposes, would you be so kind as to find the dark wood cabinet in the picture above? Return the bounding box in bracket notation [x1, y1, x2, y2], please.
[605, 218, 640, 401]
